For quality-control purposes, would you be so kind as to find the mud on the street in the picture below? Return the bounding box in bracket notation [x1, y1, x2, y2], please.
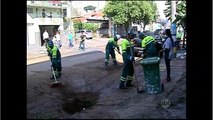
[27, 58, 186, 119]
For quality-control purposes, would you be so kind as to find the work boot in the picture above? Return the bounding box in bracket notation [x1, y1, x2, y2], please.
[126, 80, 135, 87]
[119, 81, 127, 89]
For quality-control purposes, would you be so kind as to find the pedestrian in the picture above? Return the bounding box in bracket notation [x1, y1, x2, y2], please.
[47, 40, 62, 79]
[105, 34, 121, 67]
[159, 29, 175, 82]
[42, 9, 47, 18]
[68, 32, 74, 48]
[139, 32, 159, 58]
[79, 31, 86, 50]
[119, 32, 135, 89]
[56, 31, 62, 49]
[43, 30, 49, 48]
[49, 12, 52, 18]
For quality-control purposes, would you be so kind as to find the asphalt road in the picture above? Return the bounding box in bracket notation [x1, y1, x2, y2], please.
[27, 51, 105, 75]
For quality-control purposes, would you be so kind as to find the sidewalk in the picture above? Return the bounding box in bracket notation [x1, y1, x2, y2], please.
[27, 38, 108, 65]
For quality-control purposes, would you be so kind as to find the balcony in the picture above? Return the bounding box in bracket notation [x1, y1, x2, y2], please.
[27, 1, 65, 8]
[34, 18, 63, 25]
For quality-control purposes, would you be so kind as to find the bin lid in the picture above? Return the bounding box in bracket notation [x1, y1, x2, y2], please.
[140, 57, 160, 65]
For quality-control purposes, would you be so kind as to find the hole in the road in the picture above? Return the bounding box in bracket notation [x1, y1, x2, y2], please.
[62, 92, 99, 114]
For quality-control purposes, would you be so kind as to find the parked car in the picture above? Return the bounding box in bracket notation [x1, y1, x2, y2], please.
[75, 29, 93, 39]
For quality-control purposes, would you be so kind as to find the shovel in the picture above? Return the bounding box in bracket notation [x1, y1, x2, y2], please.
[50, 65, 63, 88]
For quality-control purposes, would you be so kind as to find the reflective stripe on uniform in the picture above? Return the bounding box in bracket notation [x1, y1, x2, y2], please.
[121, 39, 132, 52]
[142, 36, 156, 48]
[127, 76, 134, 81]
[109, 38, 118, 47]
[51, 45, 58, 58]
[105, 59, 109, 63]
[120, 76, 126, 82]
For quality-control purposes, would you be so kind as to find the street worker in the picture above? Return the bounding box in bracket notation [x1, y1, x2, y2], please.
[47, 40, 62, 79]
[139, 32, 159, 58]
[175, 30, 182, 50]
[119, 32, 135, 89]
[105, 34, 121, 67]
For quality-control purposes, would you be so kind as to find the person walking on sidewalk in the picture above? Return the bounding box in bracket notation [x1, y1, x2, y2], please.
[47, 41, 62, 79]
[159, 29, 175, 82]
[68, 32, 74, 48]
[119, 32, 135, 89]
[79, 31, 86, 50]
[104, 34, 121, 67]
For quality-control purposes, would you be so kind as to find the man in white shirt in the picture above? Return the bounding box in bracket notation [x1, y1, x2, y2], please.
[55, 31, 62, 49]
[43, 30, 49, 48]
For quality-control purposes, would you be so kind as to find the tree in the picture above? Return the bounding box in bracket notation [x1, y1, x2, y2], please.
[140, 1, 158, 30]
[103, 1, 157, 32]
[174, 0, 186, 48]
[164, 0, 186, 48]
[83, 23, 99, 32]
[84, 5, 96, 12]
[73, 19, 99, 32]
[163, 1, 172, 21]
[73, 19, 83, 30]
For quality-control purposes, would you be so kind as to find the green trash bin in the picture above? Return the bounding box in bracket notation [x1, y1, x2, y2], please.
[140, 57, 162, 94]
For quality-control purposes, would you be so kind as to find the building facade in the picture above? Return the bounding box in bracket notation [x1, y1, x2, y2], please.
[27, 1, 66, 49]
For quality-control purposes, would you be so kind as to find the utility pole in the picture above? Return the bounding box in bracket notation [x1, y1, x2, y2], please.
[171, 0, 177, 57]
[170, 1, 177, 36]
[171, 1, 176, 23]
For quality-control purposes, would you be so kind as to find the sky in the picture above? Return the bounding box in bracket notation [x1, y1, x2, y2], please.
[155, 1, 167, 19]
[71, 1, 167, 19]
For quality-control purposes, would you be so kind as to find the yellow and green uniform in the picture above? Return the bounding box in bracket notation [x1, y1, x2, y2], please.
[141, 36, 158, 58]
[105, 38, 120, 65]
[176, 31, 182, 39]
[47, 44, 62, 77]
[119, 38, 134, 89]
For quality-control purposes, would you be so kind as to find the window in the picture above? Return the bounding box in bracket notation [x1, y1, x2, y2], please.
[27, 8, 33, 14]
[63, 9, 67, 17]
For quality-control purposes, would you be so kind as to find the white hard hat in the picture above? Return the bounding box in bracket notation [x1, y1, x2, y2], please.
[116, 34, 121, 39]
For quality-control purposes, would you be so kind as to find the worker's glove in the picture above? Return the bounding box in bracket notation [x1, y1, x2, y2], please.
[129, 56, 135, 62]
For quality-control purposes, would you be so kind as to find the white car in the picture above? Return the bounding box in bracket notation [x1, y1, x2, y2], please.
[75, 30, 93, 39]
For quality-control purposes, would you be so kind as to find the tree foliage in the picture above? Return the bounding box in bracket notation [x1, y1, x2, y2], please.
[83, 23, 99, 32]
[174, 1, 186, 30]
[103, 1, 157, 31]
[163, 1, 172, 21]
[164, 0, 186, 48]
[164, 0, 186, 28]
[73, 19, 99, 32]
